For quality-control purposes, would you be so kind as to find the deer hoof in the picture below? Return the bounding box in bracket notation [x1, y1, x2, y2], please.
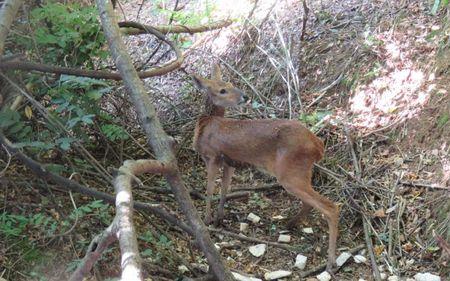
[286, 219, 298, 230]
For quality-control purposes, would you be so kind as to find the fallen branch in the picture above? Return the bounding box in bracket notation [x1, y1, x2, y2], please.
[119, 20, 232, 35]
[96, 0, 233, 279]
[71, 159, 169, 281]
[69, 223, 117, 281]
[400, 181, 448, 190]
[363, 216, 382, 281]
[209, 227, 298, 252]
[0, 132, 193, 235]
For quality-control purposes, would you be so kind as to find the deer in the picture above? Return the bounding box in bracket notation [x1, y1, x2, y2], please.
[191, 64, 339, 271]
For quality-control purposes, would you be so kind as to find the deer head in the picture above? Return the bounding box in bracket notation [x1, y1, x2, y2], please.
[192, 64, 248, 108]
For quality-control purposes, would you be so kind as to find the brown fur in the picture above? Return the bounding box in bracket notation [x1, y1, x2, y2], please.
[192, 64, 339, 271]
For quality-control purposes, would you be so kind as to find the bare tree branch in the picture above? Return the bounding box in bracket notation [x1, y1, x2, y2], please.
[69, 223, 117, 281]
[95, 0, 233, 280]
[0, 132, 193, 235]
[70, 159, 169, 281]
[119, 20, 232, 35]
[0, 19, 184, 80]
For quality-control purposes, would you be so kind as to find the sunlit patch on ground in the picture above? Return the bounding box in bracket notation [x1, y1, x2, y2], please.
[348, 32, 436, 130]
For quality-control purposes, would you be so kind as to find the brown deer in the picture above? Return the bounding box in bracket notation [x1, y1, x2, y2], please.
[192, 64, 339, 271]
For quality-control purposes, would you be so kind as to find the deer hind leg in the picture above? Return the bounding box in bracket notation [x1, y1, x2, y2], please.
[278, 170, 339, 271]
[204, 157, 220, 225]
[215, 164, 235, 225]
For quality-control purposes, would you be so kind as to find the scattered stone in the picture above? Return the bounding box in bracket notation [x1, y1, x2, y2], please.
[336, 252, 352, 267]
[178, 265, 189, 273]
[294, 254, 307, 270]
[380, 273, 387, 280]
[388, 276, 399, 281]
[302, 227, 314, 234]
[278, 234, 291, 243]
[264, 270, 292, 280]
[232, 272, 262, 281]
[240, 222, 249, 233]
[247, 213, 261, 223]
[414, 273, 441, 281]
[272, 215, 285, 220]
[358, 279, 367, 281]
[316, 271, 331, 281]
[248, 244, 266, 257]
[353, 254, 367, 264]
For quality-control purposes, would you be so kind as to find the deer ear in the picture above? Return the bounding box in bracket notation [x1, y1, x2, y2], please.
[192, 74, 208, 90]
[212, 63, 222, 80]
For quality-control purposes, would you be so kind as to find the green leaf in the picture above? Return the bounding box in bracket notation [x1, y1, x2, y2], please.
[141, 249, 153, 257]
[56, 137, 76, 150]
[45, 163, 68, 174]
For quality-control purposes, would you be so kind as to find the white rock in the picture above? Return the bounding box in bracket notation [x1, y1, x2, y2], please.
[414, 273, 441, 281]
[388, 276, 399, 281]
[278, 234, 291, 243]
[316, 271, 331, 281]
[178, 265, 189, 273]
[380, 273, 387, 280]
[336, 252, 352, 267]
[248, 244, 266, 257]
[294, 254, 307, 270]
[406, 279, 415, 281]
[302, 227, 314, 234]
[358, 279, 367, 281]
[232, 272, 262, 281]
[353, 254, 367, 264]
[272, 215, 285, 220]
[264, 270, 292, 280]
[247, 213, 261, 223]
[240, 222, 249, 233]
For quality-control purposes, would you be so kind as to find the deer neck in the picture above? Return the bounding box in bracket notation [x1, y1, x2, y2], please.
[204, 95, 225, 117]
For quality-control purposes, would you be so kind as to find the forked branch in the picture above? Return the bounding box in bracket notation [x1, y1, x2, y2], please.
[70, 159, 171, 281]
[95, 0, 233, 279]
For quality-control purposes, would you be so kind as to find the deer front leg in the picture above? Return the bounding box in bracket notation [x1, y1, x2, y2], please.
[215, 164, 235, 226]
[205, 158, 220, 225]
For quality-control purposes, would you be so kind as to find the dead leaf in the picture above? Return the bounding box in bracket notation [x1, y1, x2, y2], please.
[25, 106, 33, 119]
[374, 245, 385, 256]
[373, 208, 386, 218]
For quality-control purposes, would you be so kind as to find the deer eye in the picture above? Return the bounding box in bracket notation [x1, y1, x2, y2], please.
[219, 89, 227, 94]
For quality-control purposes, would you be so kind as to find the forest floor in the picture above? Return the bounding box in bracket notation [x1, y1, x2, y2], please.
[1, 0, 449, 280]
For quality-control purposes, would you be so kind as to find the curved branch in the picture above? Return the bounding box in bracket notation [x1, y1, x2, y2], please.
[119, 20, 233, 35]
